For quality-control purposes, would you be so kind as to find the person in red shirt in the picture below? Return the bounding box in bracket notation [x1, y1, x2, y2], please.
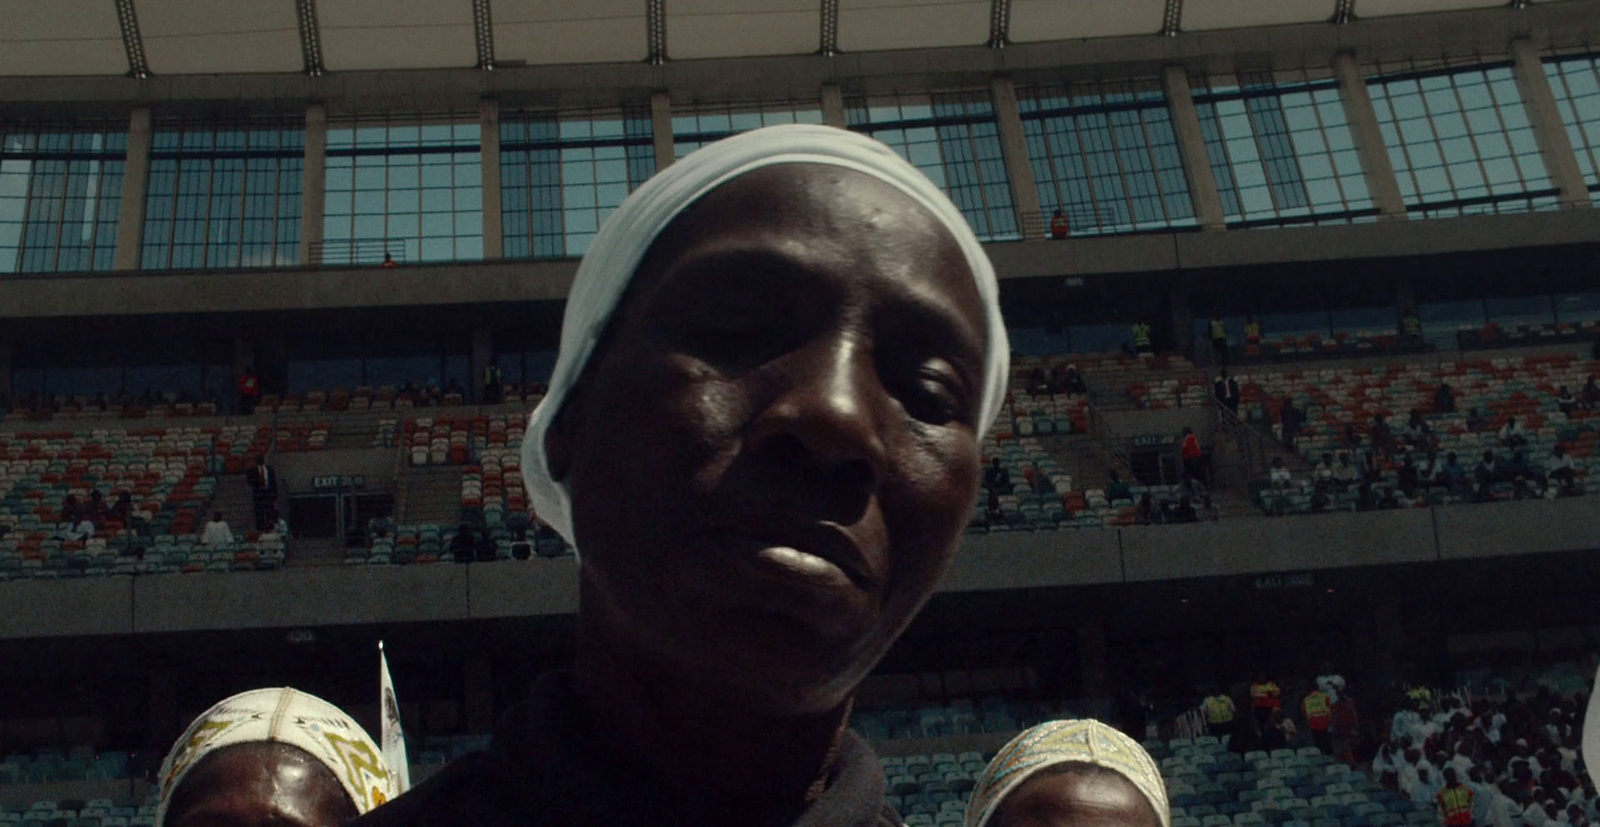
[235, 366, 261, 415]
[1049, 208, 1069, 239]
[1302, 686, 1333, 754]
[1180, 427, 1204, 485]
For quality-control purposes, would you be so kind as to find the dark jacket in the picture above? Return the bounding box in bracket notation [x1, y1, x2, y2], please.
[352, 672, 901, 827]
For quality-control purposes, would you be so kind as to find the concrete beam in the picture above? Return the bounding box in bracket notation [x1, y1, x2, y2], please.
[112, 107, 151, 271]
[1161, 65, 1226, 231]
[821, 83, 846, 128]
[990, 76, 1045, 240]
[1332, 52, 1409, 219]
[1509, 38, 1592, 210]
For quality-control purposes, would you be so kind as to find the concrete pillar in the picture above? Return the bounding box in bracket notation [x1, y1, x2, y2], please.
[650, 91, 676, 172]
[300, 103, 328, 265]
[1509, 39, 1591, 210]
[1161, 66, 1227, 231]
[1332, 53, 1408, 220]
[113, 107, 152, 270]
[821, 84, 847, 128]
[1169, 286, 1194, 359]
[990, 76, 1045, 240]
[0, 340, 11, 400]
[464, 657, 494, 733]
[1076, 618, 1112, 708]
[469, 327, 493, 405]
[479, 98, 505, 259]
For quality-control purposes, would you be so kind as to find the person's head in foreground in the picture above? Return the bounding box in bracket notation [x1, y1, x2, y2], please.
[158, 688, 396, 827]
[357, 123, 1007, 824]
[965, 720, 1170, 827]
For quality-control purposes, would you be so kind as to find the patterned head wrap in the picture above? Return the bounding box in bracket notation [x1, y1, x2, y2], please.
[965, 719, 1170, 827]
[156, 688, 398, 827]
[519, 123, 1011, 550]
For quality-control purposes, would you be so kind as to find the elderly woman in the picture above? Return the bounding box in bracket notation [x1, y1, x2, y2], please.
[157, 688, 398, 827]
[965, 720, 1170, 827]
[355, 124, 1007, 826]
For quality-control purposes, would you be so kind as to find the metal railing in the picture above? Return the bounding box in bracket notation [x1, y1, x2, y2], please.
[308, 238, 410, 266]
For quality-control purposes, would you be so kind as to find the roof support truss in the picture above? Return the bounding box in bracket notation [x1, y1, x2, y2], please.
[472, 0, 496, 69]
[1161, 0, 1183, 35]
[819, 0, 840, 56]
[646, 0, 667, 64]
[114, 0, 150, 78]
[296, 0, 326, 76]
[988, 0, 1011, 48]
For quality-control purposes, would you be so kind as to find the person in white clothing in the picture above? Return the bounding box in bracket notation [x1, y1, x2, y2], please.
[1316, 673, 1345, 704]
[200, 511, 235, 547]
[1269, 457, 1293, 489]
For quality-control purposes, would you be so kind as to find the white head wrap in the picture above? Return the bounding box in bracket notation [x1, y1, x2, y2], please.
[521, 123, 1011, 547]
[156, 687, 398, 827]
[965, 719, 1171, 827]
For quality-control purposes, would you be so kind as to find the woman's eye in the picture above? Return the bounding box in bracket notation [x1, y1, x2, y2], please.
[899, 365, 967, 425]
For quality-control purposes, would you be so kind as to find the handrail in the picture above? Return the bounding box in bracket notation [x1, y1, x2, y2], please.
[308, 238, 411, 266]
[1210, 396, 1274, 482]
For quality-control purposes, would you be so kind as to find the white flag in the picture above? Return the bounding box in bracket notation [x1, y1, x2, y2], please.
[379, 641, 411, 793]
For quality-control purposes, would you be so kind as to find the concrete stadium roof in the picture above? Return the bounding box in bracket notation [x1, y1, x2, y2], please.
[0, 0, 1572, 79]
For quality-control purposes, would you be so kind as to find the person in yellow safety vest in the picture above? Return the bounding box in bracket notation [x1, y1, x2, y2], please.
[482, 362, 503, 405]
[1132, 322, 1153, 355]
[1402, 307, 1423, 339]
[1202, 688, 1236, 739]
[1436, 767, 1475, 827]
[1210, 316, 1228, 364]
[1244, 314, 1262, 345]
[1302, 686, 1333, 755]
[1250, 675, 1280, 734]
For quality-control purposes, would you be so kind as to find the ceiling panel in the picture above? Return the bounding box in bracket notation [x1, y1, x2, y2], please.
[319, 0, 476, 71]
[1010, 0, 1167, 42]
[1357, 0, 1505, 17]
[140, 0, 302, 75]
[494, 0, 647, 65]
[0, 0, 127, 77]
[837, 0, 990, 53]
[1182, 0, 1337, 32]
[668, 0, 817, 60]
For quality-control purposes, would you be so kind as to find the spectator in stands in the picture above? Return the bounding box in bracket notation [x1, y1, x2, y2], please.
[449, 523, 476, 564]
[1404, 409, 1436, 451]
[964, 719, 1168, 827]
[1335, 452, 1360, 484]
[1060, 364, 1088, 397]
[1049, 208, 1069, 239]
[59, 515, 97, 542]
[1135, 493, 1155, 526]
[1360, 450, 1383, 485]
[247, 455, 280, 532]
[985, 457, 1011, 493]
[354, 126, 1012, 827]
[380, 252, 399, 268]
[236, 366, 261, 415]
[85, 489, 108, 526]
[1314, 453, 1336, 483]
[1342, 423, 1363, 454]
[1179, 427, 1204, 484]
[1214, 371, 1240, 414]
[156, 687, 396, 827]
[1402, 306, 1423, 340]
[1474, 450, 1505, 501]
[1106, 471, 1132, 503]
[1331, 690, 1360, 764]
[1436, 381, 1458, 415]
[986, 490, 1005, 526]
[201, 512, 234, 547]
[60, 493, 82, 525]
[1581, 376, 1600, 411]
[1556, 386, 1578, 418]
[1547, 445, 1578, 495]
[1371, 413, 1398, 458]
[1027, 367, 1051, 395]
[1132, 320, 1153, 355]
[1439, 768, 1477, 827]
[1280, 397, 1304, 450]
[1499, 416, 1529, 450]
[1269, 456, 1292, 489]
[109, 490, 132, 526]
[1209, 315, 1229, 364]
[1508, 451, 1546, 500]
[269, 507, 289, 537]
[1398, 454, 1421, 499]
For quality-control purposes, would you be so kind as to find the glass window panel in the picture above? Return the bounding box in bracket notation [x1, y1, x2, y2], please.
[1, 119, 126, 272]
[1544, 53, 1600, 202]
[1369, 60, 1555, 216]
[500, 107, 655, 259]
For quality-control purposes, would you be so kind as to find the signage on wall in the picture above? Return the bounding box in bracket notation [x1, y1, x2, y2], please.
[311, 475, 367, 490]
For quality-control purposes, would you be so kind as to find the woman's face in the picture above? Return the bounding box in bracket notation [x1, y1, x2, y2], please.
[990, 768, 1164, 827]
[164, 743, 356, 827]
[548, 163, 987, 715]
